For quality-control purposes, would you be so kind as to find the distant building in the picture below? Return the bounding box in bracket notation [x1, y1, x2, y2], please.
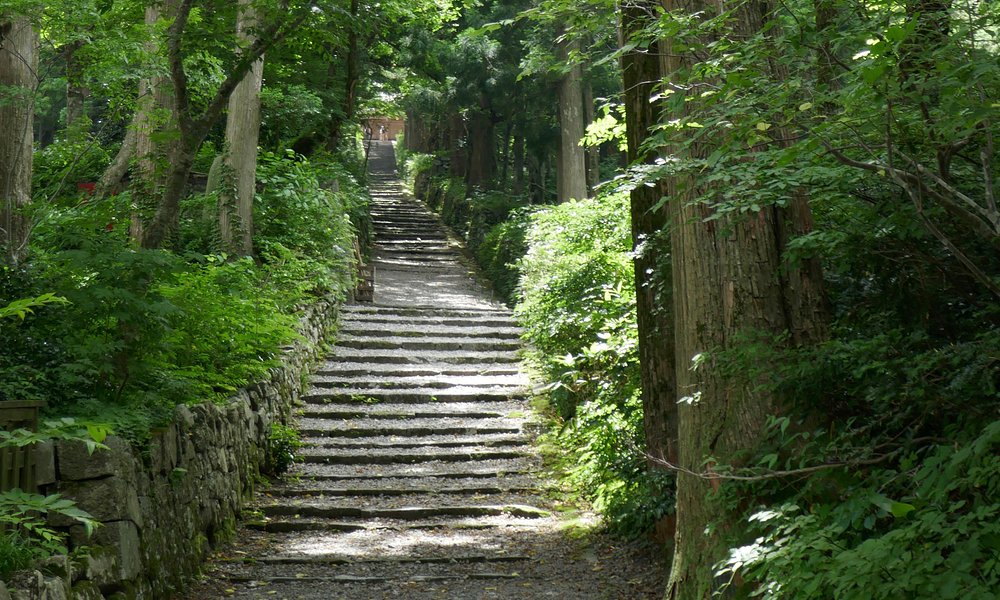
[364, 117, 404, 141]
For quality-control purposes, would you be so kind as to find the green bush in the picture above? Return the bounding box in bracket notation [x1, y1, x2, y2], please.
[514, 191, 668, 535]
[476, 213, 530, 306]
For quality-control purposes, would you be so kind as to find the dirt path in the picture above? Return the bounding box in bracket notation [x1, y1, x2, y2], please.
[184, 142, 665, 599]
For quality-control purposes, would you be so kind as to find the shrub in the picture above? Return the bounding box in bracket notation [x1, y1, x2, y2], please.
[514, 191, 667, 535]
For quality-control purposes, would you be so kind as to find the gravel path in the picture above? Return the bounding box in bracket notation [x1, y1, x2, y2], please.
[184, 141, 665, 599]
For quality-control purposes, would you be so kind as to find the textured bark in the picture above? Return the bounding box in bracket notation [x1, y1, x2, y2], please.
[142, 0, 304, 249]
[620, 0, 677, 477]
[328, 0, 360, 152]
[583, 78, 600, 194]
[0, 18, 38, 266]
[662, 1, 827, 597]
[557, 36, 587, 203]
[512, 126, 525, 195]
[466, 103, 496, 190]
[96, 125, 137, 199]
[448, 112, 467, 179]
[64, 39, 89, 128]
[132, 1, 178, 243]
[219, 0, 264, 257]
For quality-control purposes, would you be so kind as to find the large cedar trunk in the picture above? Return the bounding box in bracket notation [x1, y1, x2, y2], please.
[219, 0, 264, 257]
[556, 36, 587, 203]
[0, 18, 37, 266]
[466, 104, 496, 191]
[619, 0, 677, 484]
[662, 1, 826, 597]
[448, 112, 467, 179]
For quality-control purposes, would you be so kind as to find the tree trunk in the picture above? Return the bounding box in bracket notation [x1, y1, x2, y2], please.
[219, 0, 264, 257]
[448, 112, 467, 179]
[512, 125, 525, 195]
[466, 103, 495, 191]
[557, 36, 587, 203]
[328, 0, 360, 152]
[662, 1, 826, 597]
[0, 18, 37, 266]
[65, 39, 89, 129]
[131, 1, 178, 243]
[583, 78, 600, 194]
[619, 0, 678, 546]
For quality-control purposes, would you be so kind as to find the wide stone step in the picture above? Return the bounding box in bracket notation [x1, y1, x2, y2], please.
[342, 305, 513, 318]
[292, 459, 535, 480]
[302, 434, 528, 450]
[298, 422, 522, 438]
[298, 447, 530, 464]
[309, 374, 526, 390]
[314, 363, 522, 378]
[338, 323, 521, 339]
[335, 335, 520, 352]
[261, 503, 550, 520]
[268, 482, 539, 497]
[302, 389, 523, 404]
[326, 348, 521, 364]
[301, 398, 519, 415]
[338, 314, 516, 328]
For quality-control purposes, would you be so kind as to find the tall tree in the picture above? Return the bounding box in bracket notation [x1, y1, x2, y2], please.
[0, 16, 38, 265]
[660, 1, 826, 596]
[218, 0, 265, 256]
[556, 34, 587, 202]
[618, 0, 677, 523]
[141, 0, 308, 249]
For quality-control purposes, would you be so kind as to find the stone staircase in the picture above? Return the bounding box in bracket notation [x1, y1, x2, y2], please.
[188, 142, 661, 599]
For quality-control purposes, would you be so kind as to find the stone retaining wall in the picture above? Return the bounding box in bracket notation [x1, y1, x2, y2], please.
[0, 298, 339, 600]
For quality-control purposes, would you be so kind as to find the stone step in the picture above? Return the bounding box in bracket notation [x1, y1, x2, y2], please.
[342, 305, 513, 318]
[261, 503, 551, 521]
[314, 363, 522, 378]
[298, 423, 522, 438]
[298, 447, 530, 464]
[301, 399, 520, 415]
[269, 482, 538, 497]
[302, 389, 523, 404]
[324, 348, 521, 364]
[302, 436, 528, 451]
[335, 335, 520, 352]
[292, 459, 535, 480]
[338, 323, 521, 339]
[249, 514, 550, 534]
[249, 555, 529, 567]
[338, 314, 516, 328]
[309, 375, 526, 390]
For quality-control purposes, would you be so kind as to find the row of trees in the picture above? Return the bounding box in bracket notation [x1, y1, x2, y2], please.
[0, 0, 450, 265]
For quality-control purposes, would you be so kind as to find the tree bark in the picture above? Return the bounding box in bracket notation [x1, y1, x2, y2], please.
[466, 102, 496, 190]
[512, 124, 525, 195]
[328, 0, 360, 152]
[131, 1, 178, 243]
[557, 35, 587, 203]
[583, 78, 600, 194]
[141, 0, 305, 249]
[448, 112, 467, 179]
[0, 18, 38, 266]
[219, 0, 264, 257]
[64, 39, 89, 129]
[662, 1, 827, 597]
[620, 0, 678, 549]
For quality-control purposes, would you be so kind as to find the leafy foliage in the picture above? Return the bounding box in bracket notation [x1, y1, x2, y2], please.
[264, 422, 303, 477]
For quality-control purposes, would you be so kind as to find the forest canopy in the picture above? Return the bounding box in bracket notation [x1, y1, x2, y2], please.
[1, 0, 998, 597]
